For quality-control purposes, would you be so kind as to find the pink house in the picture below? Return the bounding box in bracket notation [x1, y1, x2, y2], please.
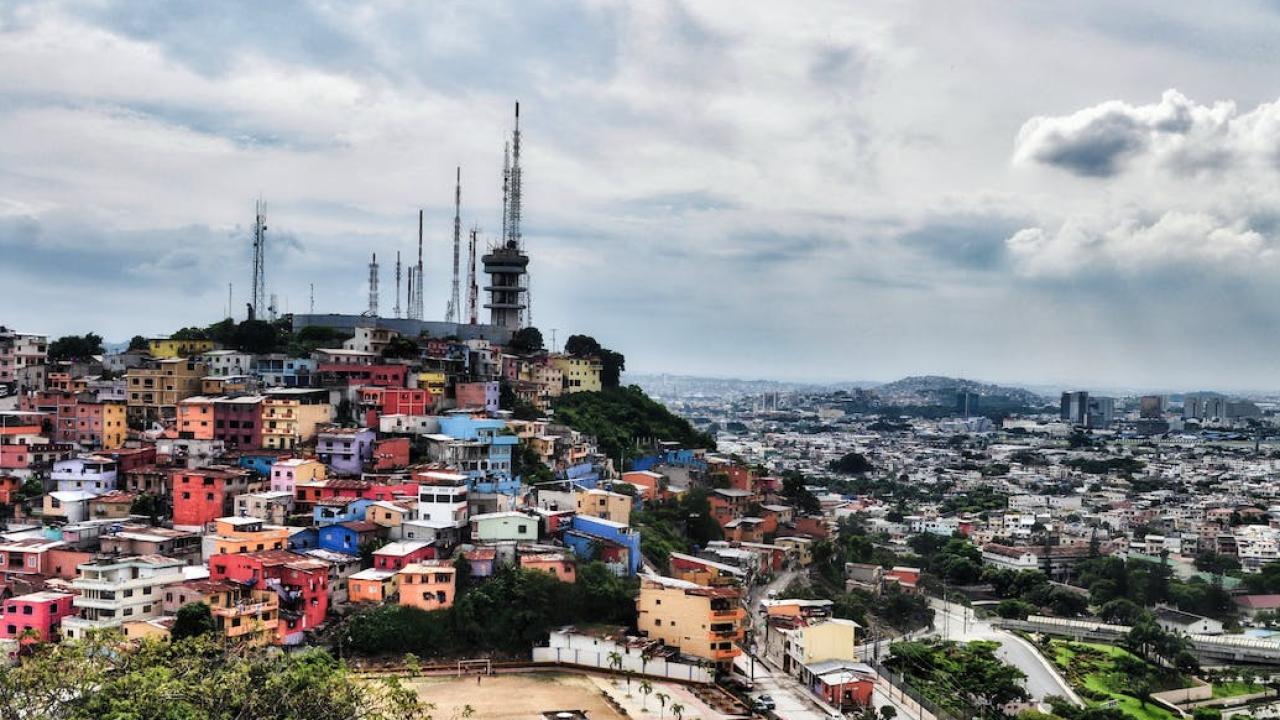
[0, 538, 68, 577]
[0, 591, 76, 642]
[455, 381, 500, 413]
[270, 458, 326, 495]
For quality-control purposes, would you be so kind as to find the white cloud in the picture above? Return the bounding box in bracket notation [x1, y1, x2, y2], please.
[1007, 211, 1272, 277]
[1014, 89, 1280, 178]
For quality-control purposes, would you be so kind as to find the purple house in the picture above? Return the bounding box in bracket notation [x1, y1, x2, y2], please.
[316, 426, 376, 476]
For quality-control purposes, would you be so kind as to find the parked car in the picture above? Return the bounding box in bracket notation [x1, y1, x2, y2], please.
[723, 676, 754, 692]
[752, 694, 775, 712]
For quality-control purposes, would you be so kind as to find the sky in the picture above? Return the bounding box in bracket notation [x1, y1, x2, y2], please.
[4, 1, 1280, 391]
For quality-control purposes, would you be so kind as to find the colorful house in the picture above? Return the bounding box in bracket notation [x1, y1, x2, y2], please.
[270, 458, 327, 495]
[316, 426, 376, 476]
[348, 568, 399, 604]
[470, 511, 539, 542]
[171, 466, 259, 529]
[0, 591, 76, 642]
[372, 540, 435, 571]
[208, 550, 329, 645]
[318, 520, 382, 555]
[563, 514, 642, 576]
[398, 562, 456, 611]
[147, 337, 215, 358]
[637, 575, 744, 669]
[519, 553, 577, 583]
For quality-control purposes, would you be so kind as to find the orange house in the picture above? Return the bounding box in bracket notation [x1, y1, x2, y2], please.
[397, 562, 456, 611]
[349, 568, 399, 603]
[176, 397, 216, 440]
[519, 553, 576, 583]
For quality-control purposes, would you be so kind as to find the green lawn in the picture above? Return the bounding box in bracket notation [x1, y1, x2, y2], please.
[1211, 681, 1266, 699]
[1047, 640, 1189, 720]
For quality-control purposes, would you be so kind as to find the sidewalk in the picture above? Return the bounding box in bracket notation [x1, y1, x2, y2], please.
[589, 674, 722, 719]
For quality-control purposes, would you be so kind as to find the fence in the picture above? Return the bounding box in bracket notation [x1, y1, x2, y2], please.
[872, 661, 973, 720]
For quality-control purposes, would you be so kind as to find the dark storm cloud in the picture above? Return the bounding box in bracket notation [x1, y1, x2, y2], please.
[897, 215, 1027, 270]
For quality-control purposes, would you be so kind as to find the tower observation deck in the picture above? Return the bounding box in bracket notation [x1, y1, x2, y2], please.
[482, 239, 528, 330]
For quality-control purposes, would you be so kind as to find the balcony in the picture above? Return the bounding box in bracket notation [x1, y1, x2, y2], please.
[711, 645, 742, 661]
[710, 606, 745, 620]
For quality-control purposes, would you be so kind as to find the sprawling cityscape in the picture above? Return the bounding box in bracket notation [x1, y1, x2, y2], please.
[6, 3, 1280, 720]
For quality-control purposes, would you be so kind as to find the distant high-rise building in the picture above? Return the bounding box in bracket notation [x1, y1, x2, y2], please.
[1086, 396, 1115, 429]
[1139, 395, 1165, 419]
[1061, 391, 1089, 425]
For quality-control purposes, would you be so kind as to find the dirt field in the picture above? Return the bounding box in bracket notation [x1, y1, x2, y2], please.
[407, 672, 627, 719]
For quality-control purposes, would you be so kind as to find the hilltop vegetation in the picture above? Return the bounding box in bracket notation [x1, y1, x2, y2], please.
[0, 633, 426, 720]
[553, 385, 715, 463]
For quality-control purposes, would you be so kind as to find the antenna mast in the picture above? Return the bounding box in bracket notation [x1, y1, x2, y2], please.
[409, 210, 425, 320]
[467, 227, 479, 325]
[250, 199, 267, 319]
[509, 102, 529, 327]
[309, 283, 315, 314]
[394, 251, 402, 318]
[447, 167, 462, 323]
[367, 252, 380, 316]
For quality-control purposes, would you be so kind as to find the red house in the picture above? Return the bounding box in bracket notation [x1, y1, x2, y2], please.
[0, 591, 76, 642]
[102, 446, 158, 473]
[208, 550, 329, 644]
[361, 481, 420, 502]
[171, 466, 258, 528]
[371, 438, 410, 471]
[372, 540, 436, 571]
[318, 364, 407, 388]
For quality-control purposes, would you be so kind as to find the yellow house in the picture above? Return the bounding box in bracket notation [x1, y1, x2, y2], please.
[364, 501, 412, 531]
[122, 617, 174, 641]
[261, 390, 332, 450]
[550, 355, 602, 393]
[207, 517, 289, 555]
[575, 488, 632, 525]
[126, 359, 209, 422]
[776, 536, 815, 567]
[209, 585, 278, 646]
[416, 371, 447, 398]
[93, 397, 128, 448]
[790, 618, 859, 665]
[148, 338, 216, 358]
[637, 576, 744, 668]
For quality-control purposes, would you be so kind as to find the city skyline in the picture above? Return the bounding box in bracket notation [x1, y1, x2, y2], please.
[6, 2, 1280, 388]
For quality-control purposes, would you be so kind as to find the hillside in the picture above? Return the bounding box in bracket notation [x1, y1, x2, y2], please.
[552, 386, 716, 463]
[875, 375, 1046, 406]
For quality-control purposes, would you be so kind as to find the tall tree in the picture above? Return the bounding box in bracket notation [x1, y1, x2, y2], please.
[170, 602, 216, 641]
[47, 333, 104, 361]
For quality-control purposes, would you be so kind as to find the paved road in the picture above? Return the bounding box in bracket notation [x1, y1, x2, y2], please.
[930, 599, 1082, 706]
[738, 567, 841, 719]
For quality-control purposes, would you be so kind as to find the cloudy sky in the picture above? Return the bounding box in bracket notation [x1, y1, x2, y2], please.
[4, 1, 1280, 390]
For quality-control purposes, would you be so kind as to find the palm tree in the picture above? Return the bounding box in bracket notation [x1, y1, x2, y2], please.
[607, 651, 623, 686]
[639, 679, 653, 710]
[671, 701, 685, 720]
[640, 647, 655, 678]
[656, 691, 670, 718]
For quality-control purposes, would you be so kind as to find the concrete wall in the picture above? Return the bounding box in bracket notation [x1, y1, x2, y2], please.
[534, 632, 713, 684]
[291, 314, 511, 343]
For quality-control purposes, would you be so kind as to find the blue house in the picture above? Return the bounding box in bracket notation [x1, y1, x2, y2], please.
[287, 526, 319, 552]
[561, 462, 599, 490]
[237, 453, 281, 477]
[313, 498, 374, 527]
[318, 520, 382, 554]
[630, 449, 705, 473]
[563, 514, 641, 577]
[436, 415, 519, 485]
